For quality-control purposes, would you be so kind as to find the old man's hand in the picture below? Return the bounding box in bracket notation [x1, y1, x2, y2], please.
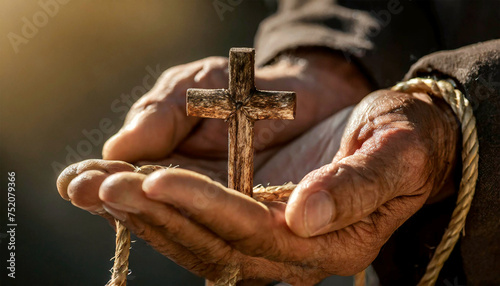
[102, 50, 370, 164]
[57, 87, 458, 284]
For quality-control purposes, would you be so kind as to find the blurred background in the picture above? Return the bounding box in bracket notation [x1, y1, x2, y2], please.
[0, 0, 280, 285]
[3, 0, 500, 285]
[0, 0, 361, 285]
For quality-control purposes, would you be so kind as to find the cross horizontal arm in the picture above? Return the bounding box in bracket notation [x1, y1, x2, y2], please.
[186, 88, 232, 119]
[245, 90, 296, 120]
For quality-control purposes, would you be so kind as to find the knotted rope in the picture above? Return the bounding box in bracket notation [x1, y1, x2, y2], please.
[107, 78, 478, 286]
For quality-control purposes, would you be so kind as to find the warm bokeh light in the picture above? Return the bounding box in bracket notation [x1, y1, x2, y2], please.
[0, 1, 271, 284]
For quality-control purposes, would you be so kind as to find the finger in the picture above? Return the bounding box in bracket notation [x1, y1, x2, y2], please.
[137, 153, 228, 185]
[98, 172, 237, 271]
[62, 166, 228, 279]
[175, 67, 310, 156]
[175, 118, 229, 158]
[129, 215, 232, 281]
[57, 159, 135, 202]
[102, 57, 229, 162]
[250, 55, 363, 152]
[98, 170, 324, 280]
[67, 170, 109, 213]
[102, 169, 400, 279]
[285, 123, 431, 238]
[314, 193, 428, 277]
[102, 69, 200, 162]
[104, 205, 219, 280]
[141, 169, 320, 262]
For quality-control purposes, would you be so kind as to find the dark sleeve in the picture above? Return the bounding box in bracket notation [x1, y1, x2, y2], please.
[254, 0, 499, 88]
[254, 0, 441, 88]
[404, 40, 500, 286]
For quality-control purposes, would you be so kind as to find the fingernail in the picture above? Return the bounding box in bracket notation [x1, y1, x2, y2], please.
[105, 201, 140, 214]
[304, 190, 334, 236]
[103, 204, 128, 221]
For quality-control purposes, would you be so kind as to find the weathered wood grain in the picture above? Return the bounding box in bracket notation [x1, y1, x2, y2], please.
[229, 48, 254, 100]
[186, 89, 231, 119]
[246, 90, 296, 120]
[187, 89, 296, 121]
[228, 111, 254, 196]
[186, 47, 296, 198]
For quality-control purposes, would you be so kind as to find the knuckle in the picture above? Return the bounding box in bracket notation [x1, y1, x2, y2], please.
[190, 262, 214, 275]
[206, 56, 228, 65]
[131, 222, 153, 241]
[159, 66, 180, 81]
[190, 262, 224, 280]
[387, 130, 431, 191]
[229, 222, 279, 259]
[246, 234, 278, 258]
[160, 219, 184, 238]
[206, 244, 233, 265]
[132, 97, 161, 113]
[336, 162, 385, 212]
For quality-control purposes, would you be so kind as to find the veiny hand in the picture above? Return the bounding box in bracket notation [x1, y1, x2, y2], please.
[57, 88, 458, 284]
[102, 49, 372, 184]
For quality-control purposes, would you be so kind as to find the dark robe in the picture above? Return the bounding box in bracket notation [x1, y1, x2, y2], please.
[254, 0, 500, 285]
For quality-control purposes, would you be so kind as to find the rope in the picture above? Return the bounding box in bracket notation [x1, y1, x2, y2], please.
[392, 78, 479, 285]
[106, 220, 130, 286]
[354, 270, 366, 286]
[106, 165, 167, 286]
[107, 78, 478, 286]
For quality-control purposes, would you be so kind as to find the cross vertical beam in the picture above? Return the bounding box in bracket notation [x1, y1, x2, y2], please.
[228, 48, 255, 196]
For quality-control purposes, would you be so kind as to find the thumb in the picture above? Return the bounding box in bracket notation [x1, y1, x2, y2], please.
[285, 130, 429, 238]
[102, 100, 199, 162]
[102, 62, 208, 162]
[103, 57, 230, 162]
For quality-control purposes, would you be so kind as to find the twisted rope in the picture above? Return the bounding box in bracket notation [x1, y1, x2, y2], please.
[106, 165, 167, 286]
[106, 221, 130, 286]
[107, 77, 478, 286]
[392, 78, 479, 286]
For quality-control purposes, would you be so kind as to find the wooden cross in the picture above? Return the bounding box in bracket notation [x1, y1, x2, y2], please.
[186, 48, 296, 196]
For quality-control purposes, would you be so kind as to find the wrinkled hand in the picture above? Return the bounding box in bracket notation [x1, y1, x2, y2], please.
[102, 50, 371, 184]
[57, 88, 458, 284]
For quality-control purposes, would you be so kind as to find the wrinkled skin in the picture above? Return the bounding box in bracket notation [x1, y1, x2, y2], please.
[57, 51, 458, 284]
